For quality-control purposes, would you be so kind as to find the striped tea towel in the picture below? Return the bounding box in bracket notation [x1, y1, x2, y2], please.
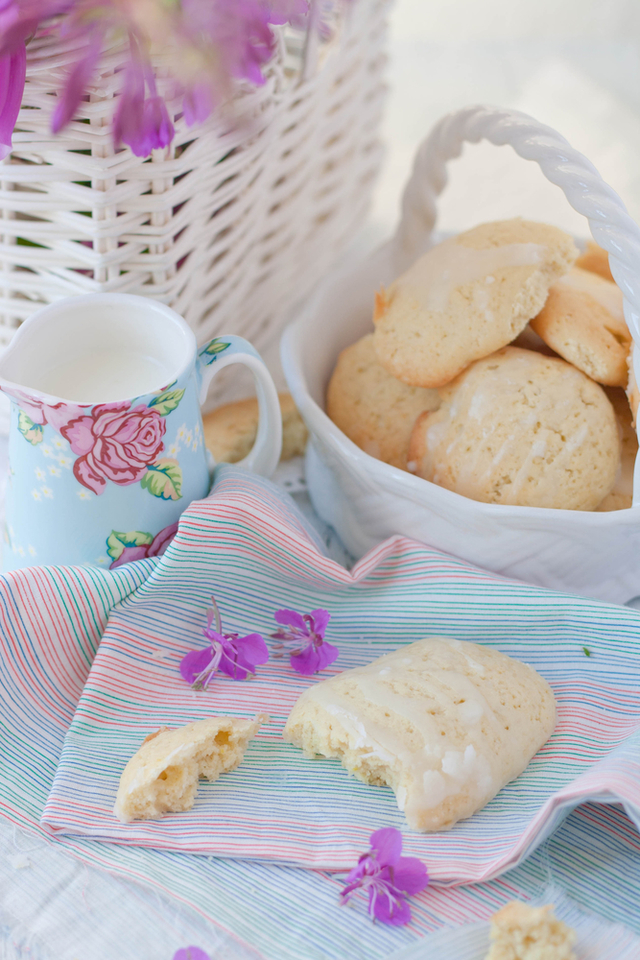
[40, 467, 640, 884]
[387, 885, 640, 960]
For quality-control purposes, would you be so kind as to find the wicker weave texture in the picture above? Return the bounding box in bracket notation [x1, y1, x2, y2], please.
[0, 0, 389, 373]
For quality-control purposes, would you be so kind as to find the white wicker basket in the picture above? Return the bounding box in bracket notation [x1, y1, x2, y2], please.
[282, 105, 640, 603]
[0, 0, 389, 425]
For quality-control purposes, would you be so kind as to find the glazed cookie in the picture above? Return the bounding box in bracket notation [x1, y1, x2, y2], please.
[530, 267, 630, 386]
[486, 902, 576, 960]
[575, 239, 614, 282]
[284, 636, 556, 833]
[114, 715, 267, 822]
[202, 392, 307, 464]
[373, 219, 578, 388]
[407, 346, 620, 511]
[596, 388, 637, 511]
[326, 333, 440, 469]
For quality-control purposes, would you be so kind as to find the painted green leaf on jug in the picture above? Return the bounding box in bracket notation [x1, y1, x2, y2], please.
[199, 338, 231, 365]
[140, 458, 183, 500]
[149, 387, 185, 416]
[106, 529, 154, 562]
[18, 411, 44, 445]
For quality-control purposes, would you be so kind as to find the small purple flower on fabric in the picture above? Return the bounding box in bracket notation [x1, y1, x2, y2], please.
[270, 608, 338, 675]
[180, 597, 269, 689]
[340, 828, 428, 926]
[172, 948, 211, 960]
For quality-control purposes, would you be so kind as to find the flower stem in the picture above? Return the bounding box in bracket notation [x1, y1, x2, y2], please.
[210, 596, 222, 634]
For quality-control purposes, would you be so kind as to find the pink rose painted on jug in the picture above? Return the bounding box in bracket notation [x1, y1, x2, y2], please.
[61, 401, 166, 495]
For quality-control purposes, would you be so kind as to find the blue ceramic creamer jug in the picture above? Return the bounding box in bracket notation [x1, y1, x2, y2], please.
[0, 293, 282, 570]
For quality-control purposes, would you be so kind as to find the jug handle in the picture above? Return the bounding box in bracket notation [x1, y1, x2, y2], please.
[196, 335, 282, 478]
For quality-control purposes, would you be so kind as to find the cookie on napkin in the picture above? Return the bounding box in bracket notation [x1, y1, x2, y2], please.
[486, 901, 576, 960]
[407, 346, 620, 511]
[114, 715, 268, 822]
[530, 267, 630, 387]
[326, 333, 440, 469]
[373, 219, 578, 388]
[284, 636, 556, 833]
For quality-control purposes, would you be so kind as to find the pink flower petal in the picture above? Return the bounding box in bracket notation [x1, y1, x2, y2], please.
[289, 639, 338, 674]
[109, 544, 150, 569]
[180, 647, 214, 685]
[148, 521, 179, 557]
[274, 609, 307, 631]
[51, 35, 99, 133]
[73, 455, 105, 495]
[44, 402, 87, 432]
[289, 644, 324, 674]
[173, 948, 211, 960]
[392, 856, 429, 895]
[370, 889, 411, 926]
[236, 632, 269, 665]
[0, 44, 25, 160]
[370, 828, 402, 867]
[61, 415, 95, 455]
[309, 608, 330, 636]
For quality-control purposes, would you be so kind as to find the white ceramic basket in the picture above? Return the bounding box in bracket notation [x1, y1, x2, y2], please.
[281, 104, 640, 604]
[0, 0, 389, 412]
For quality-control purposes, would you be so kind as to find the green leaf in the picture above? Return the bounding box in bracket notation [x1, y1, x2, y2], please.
[106, 529, 153, 562]
[149, 387, 185, 416]
[140, 458, 183, 501]
[582, 646, 592, 657]
[18, 411, 44, 445]
[199, 338, 231, 365]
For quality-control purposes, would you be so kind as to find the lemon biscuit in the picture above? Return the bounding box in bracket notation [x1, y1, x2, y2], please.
[530, 267, 630, 386]
[203, 393, 307, 463]
[284, 637, 555, 833]
[575, 239, 613, 282]
[372, 219, 578, 388]
[407, 346, 620, 511]
[114, 715, 267, 822]
[596, 388, 637, 511]
[326, 333, 440, 469]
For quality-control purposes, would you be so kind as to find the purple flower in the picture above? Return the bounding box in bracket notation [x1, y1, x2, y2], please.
[52, 33, 101, 134]
[112, 43, 175, 158]
[0, 42, 25, 160]
[270, 608, 337, 674]
[0, 0, 68, 59]
[173, 949, 211, 960]
[340, 828, 428, 926]
[180, 598, 269, 688]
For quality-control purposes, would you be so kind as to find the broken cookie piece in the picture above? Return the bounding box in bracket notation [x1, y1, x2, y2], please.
[486, 901, 576, 960]
[114, 715, 268, 822]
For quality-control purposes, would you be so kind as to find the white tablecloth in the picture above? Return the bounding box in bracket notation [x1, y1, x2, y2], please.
[4, 0, 640, 955]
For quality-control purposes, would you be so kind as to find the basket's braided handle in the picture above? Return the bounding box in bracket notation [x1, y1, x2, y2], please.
[395, 105, 640, 370]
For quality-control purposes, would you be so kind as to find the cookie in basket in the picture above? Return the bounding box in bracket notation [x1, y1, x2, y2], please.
[575, 239, 613, 282]
[486, 901, 576, 960]
[203, 392, 307, 464]
[530, 267, 630, 387]
[626, 352, 639, 428]
[326, 333, 440, 469]
[114, 715, 267, 822]
[284, 636, 556, 833]
[597, 388, 637, 511]
[407, 346, 620, 510]
[372, 219, 578, 388]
